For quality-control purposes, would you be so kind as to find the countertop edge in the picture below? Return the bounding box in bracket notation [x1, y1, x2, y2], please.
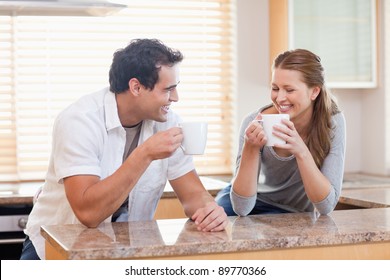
[40, 209, 390, 260]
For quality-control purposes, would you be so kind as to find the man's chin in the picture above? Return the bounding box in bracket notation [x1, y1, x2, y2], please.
[153, 116, 167, 123]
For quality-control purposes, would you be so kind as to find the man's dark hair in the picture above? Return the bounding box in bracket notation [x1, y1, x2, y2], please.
[109, 38, 183, 93]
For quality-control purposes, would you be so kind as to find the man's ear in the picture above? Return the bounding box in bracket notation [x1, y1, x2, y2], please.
[311, 86, 321, 101]
[128, 78, 141, 96]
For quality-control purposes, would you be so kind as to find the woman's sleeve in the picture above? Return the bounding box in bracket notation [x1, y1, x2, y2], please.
[230, 110, 260, 216]
[313, 112, 347, 215]
[230, 187, 257, 216]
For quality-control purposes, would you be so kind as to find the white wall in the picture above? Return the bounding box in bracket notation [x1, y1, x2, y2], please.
[233, 0, 270, 164]
[236, 0, 389, 175]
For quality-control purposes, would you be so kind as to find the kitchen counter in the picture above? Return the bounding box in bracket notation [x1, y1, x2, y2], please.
[0, 182, 41, 206]
[338, 173, 390, 209]
[342, 173, 390, 189]
[41, 207, 390, 260]
[339, 187, 390, 208]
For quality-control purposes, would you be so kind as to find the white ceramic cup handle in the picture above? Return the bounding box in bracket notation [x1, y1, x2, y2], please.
[178, 124, 185, 153]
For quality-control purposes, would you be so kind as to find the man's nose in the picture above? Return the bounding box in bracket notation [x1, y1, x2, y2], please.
[169, 89, 179, 102]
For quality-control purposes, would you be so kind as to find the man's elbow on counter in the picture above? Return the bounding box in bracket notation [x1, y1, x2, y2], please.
[74, 211, 101, 228]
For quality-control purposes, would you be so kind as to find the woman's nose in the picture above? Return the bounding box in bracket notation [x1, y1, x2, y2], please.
[276, 90, 287, 102]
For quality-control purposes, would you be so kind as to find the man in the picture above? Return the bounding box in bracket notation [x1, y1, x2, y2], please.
[21, 39, 228, 260]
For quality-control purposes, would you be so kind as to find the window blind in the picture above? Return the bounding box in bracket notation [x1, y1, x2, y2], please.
[0, 0, 235, 182]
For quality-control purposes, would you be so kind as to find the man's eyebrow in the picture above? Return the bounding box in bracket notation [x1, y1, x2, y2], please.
[164, 81, 180, 90]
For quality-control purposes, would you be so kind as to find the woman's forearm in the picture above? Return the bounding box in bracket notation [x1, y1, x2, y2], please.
[295, 148, 331, 203]
[232, 143, 260, 197]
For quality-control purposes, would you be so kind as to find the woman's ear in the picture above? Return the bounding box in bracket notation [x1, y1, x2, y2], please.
[311, 86, 321, 101]
[128, 78, 141, 96]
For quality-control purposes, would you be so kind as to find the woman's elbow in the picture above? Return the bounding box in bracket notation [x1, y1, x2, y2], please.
[232, 206, 250, 216]
[314, 188, 339, 216]
[315, 204, 336, 216]
[317, 208, 332, 216]
[231, 200, 256, 216]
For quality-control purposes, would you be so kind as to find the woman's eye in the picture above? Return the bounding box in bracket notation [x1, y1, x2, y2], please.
[272, 88, 279, 91]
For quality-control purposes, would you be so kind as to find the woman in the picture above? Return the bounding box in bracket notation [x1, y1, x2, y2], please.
[216, 49, 346, 216]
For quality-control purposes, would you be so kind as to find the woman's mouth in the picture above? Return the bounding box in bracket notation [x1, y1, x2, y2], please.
[278, 104, 292, 113]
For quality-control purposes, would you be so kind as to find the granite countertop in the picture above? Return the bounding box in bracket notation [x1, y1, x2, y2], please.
[339, 187, 390, 208]
[41, 207, 390, 260]
[342, 173, 390, 189]
[339, 173, 390, 208]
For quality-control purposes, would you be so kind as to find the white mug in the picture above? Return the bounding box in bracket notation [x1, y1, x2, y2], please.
[260, 114, 290, 146]
[179, 122, 208, 155]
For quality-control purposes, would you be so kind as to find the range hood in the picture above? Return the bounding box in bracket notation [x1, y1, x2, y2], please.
[0, 0, 127, 16]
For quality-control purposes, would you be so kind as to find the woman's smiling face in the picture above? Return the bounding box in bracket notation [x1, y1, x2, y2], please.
[271, 68, 319, 123]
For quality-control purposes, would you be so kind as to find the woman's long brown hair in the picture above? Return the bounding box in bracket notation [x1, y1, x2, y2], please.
[272, 49, 340, 168]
